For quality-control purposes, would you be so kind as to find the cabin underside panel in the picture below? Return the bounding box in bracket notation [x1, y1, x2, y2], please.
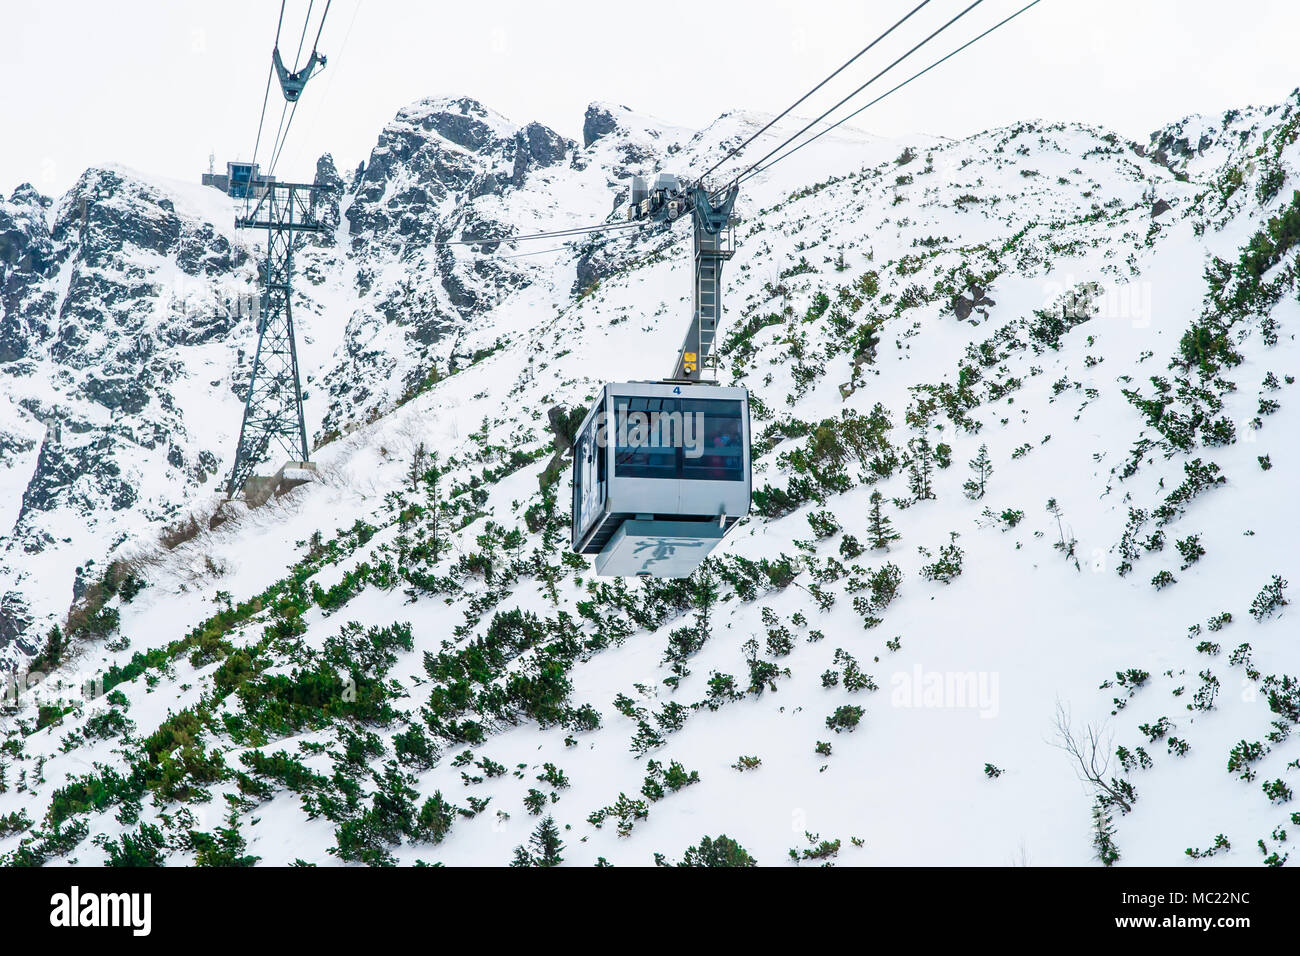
[593, 519, 729, 578]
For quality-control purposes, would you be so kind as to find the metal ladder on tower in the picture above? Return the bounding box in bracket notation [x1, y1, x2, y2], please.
[671, 183, 738, 382]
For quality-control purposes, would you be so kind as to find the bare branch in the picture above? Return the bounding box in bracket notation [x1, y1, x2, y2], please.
[1050, 698, 1131, 813]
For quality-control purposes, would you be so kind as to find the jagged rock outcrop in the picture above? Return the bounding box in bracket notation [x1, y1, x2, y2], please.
[0, 184, 56, 362]
[583, 103, 620, 148]
[0, 166, 265, 658]
[346, 96, 572, 249]
[316, 97, 588, 440]
[312, 153, 345, 239]
[1145, 89, 1300, 177]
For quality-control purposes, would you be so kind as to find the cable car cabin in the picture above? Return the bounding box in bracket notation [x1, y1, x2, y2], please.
[571, 381, 751, 578]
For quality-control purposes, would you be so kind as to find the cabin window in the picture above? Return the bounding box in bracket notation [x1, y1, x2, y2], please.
[680, 398, 745, 482]
[613, 396, 744, 481]
[613, 396, 678, 479]
[572, 429, 584, 519]
[573, 399, 607, 540]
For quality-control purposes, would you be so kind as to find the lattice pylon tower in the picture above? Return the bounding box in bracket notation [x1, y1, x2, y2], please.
[225, 182, 325, 497]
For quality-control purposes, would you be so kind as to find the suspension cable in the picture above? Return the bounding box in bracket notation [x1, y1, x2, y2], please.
[449, 220, 646, 246]
[697, 0, 934, 183]
[268, 0, 335, 178]
[455, 4, 974, 251]
[287, 0, 354, 173]
[736, 0, 1046, 189]
[244, 1, 286, 214]
[250, 62, 275, 170]
[266, 100, 291, 176]
[269, 103, 299, 177]
[312, 0, 332, 50]
[498, 223, 669, 259]
[723, 0, 986, 189]
[462, 0, 1047, 255]
[291, 0, 315, 70]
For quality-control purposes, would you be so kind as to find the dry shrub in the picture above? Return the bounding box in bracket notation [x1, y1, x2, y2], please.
[160, 516, 203, 550]
[64, 557, 139, 636]
[159, 497, 237, 549]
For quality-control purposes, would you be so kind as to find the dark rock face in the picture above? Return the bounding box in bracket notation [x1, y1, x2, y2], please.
[175, 222, 241, 277]
[313, 153, 344, 237]
[952, 285, 996, 322]
[37, 169, 252, 371]
[1144, 105, 1269, 175]
[573, 238, 623, 299]
[347, 98, 574, 250]
[52, 169, 247, 282]
[512, 123, 570, 186]
[0, 185, 56, 362]
[0, 591, 34, 652]
[320, 98, 580, 439]
[82, 373, 151, 415]
[346, 123, 479, 246]
[54, 170, 182, 268]
[408, 96, 502, 152]
[0, 163, 262, 601]
[156, 303, 238, 348]
[18, 433, 136, 524]
[579, 102, 658, 178]
[583, 104, 619, 148]
[1154, 130, 1214, 164]
[0, 428, 37, 463]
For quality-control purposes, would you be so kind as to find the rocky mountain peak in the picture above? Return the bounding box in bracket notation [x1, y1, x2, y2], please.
[582, 102, 624, 148]
[6, 183, 50, 209]
[393, 95, 516, 153]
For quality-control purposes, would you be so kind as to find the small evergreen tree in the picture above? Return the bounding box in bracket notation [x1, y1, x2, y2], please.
[907, 436, 935, 501]
[529, 815, 564, 867]
[510, 845, 534, 867]
[867, 491, 900, 550]
[677, 834, 757, 867]
[839, 534, 864, 560]
[191, 812, 260, 866]
[1250, 574, 1289, 621]
[27, 626, 65, 673]
[920, 533, 964, 584]
[97, 823, 167, 867]
[963, 444, 993, 500]
[689, 562, 720, 641]
[1091, 799, 1120, 866]
[407, 441, 427, 492]
[1176, 534, 1205, 570]
[425, 452, 442, 563]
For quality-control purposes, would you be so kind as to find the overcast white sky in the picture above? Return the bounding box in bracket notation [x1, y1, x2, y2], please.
[3, 0, 1298, 198]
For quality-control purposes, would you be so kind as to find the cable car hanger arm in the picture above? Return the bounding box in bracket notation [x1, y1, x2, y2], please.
[273, 46, 327, 102]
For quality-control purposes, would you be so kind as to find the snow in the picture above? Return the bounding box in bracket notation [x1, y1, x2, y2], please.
[1, 89, 1299, 867]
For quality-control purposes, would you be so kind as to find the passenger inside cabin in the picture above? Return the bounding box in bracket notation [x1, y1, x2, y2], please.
[703, 421, 741, 479]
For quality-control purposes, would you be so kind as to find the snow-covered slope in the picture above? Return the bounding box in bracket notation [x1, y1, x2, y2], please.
[0, 89, 1297, 867]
